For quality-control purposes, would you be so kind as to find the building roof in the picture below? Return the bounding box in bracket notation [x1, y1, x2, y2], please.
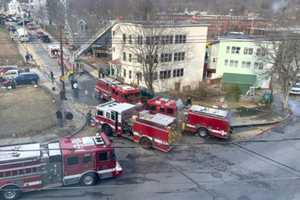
[219, 32, 259, 41]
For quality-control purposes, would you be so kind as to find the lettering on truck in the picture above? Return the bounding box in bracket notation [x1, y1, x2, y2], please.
[0, 133, 122, 200]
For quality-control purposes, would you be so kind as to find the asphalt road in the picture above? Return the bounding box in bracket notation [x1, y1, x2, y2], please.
[28, 36, 99, 106]
[20, 36, 300, 200]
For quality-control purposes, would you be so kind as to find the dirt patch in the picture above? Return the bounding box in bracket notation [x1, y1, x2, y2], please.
[0, 27, 24, 65]
[0, 86, 57, 138]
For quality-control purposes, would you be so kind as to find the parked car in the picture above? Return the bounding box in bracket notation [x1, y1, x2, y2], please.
[15, 72, 39, 85]
[290, 83, 300, 95]
[2, 69, 19, 80]
[40, 35, 51, 43]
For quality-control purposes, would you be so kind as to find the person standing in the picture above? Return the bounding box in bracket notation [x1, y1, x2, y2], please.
[50, 71, 54, 84]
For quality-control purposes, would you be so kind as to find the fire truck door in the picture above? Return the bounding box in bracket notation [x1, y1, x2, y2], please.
[111, 111, 119, 132]
[96, 151, 114, 177]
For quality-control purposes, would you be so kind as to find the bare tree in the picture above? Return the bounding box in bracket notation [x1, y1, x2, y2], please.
[120, 23, 173, 92]
[259, 32, 300, 110]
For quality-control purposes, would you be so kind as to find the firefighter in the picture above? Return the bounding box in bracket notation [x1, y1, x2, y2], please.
[50, 71, 54, 84]
[73, 81, 79, 98]
[186, 97, 192, 106]
[86, 110, 92, 126]
[56, 110, 63, 127]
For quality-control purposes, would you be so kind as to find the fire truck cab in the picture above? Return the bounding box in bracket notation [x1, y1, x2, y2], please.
[95, 77, 141, 104]
[184, 105, 231, 139]
[146, 96, 177, 116]
[0, 133, 122, 200]
[95, 102, 180, 152]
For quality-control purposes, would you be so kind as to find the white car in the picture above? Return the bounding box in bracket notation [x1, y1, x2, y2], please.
[290, 83, 300, 95]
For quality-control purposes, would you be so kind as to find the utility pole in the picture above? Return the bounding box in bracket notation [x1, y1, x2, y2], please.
[59, 25, 66, 127]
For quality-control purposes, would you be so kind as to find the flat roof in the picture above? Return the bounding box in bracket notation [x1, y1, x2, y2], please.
[0, 143, 40, 163]
[190, 105, 228, 118]
[139, 111, 176, 126]
[97, 101, 136, 113]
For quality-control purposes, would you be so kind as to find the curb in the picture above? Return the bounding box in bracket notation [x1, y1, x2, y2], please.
[231, 111, 291, 128]
[233, 111, 293, 141]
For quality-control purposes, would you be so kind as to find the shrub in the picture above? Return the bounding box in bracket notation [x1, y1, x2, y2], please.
[224, 84, 242, 102]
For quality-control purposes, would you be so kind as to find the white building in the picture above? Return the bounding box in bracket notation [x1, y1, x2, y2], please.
[7, 0, 22, 16]
[110, 22, 208, 92]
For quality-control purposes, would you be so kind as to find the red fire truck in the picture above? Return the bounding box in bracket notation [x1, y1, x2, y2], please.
[0, 133, 122, 200]
[183, 105, 232, 139]
[95, 77, 141, 104]
[94, 101, 180, 152]
[146, 96, 177, 116]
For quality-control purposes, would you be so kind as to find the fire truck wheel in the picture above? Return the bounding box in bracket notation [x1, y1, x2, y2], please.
[102, 124, 113, 136]
[1, 185, 21, 200]
[80, 173, 98, 186]
[198, 128, 208, 138]
[139, 137, 152, 149]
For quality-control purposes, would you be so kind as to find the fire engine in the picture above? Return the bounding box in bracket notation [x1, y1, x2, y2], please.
[0, 133, 122, 200]
[95, 77, 141, 104]
[94, 101, 181, 152]
[146, 96, 177, 116]
[183, 105, 231, 139]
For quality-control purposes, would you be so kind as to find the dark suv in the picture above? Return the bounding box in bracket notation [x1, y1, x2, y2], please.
[15, 72, 39, 85]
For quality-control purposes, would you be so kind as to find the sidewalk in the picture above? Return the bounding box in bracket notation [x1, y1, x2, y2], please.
[231, 112, 287, 128]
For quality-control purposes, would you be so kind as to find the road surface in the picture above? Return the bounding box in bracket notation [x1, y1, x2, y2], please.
[19, 35, 300, 200]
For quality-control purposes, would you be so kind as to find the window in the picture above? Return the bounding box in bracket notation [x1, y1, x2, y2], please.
[234, 61, 238, 67]
[256, 48, 265, 56]
[137, 55, 142, 63]
[230, 60, 234, 67]
[12, 170, 18, 176]
[259, 63, 264, 70]
[129, 54, 132, 62]
[123, 52, 126, 61]
[212, 58, 216, 63]
[160, 70, 172, 79]
[146, 54, 158, 64]
[160, 53, 172, 62]
[67, 156, 79, 165]
[129, 70, 132, 79]
[174, 52, 185, 61]
[111, 111, 116, 121]
[97, 110, 103, 116]
[226, 46, 230, 53]
[173, 69, 184, 77]
[161, 35, 173, 44]
[242, 61, 246, 68]
[224, 59, 228, 66]
[123, 69, 126, 78]
[106, 112, 110, 119]
[137, 35, 143, 45]
[83, 155, 92, 164]
[128, 35, 132, 44]
[254, 62, 259, 69]
[98, 152, 108, 161]
[231, 46, 240, 54]
[122, 34, 126, 43]
[246, 62, 251, 68]
[175, 35, 186, 43]
[244, 48, 253, 55]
